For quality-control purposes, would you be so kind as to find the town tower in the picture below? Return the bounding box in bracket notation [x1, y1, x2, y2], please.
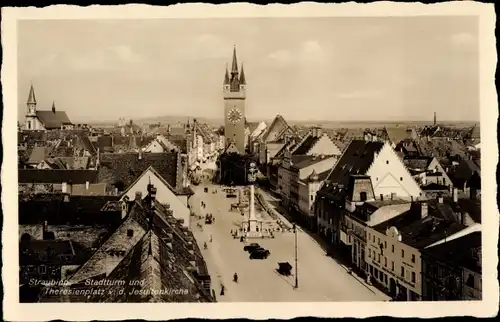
[223, 46, 246, 154]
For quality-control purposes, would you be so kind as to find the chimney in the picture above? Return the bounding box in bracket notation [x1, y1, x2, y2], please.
[453, 188, 458, 203]
[421, 202, 428, 218]
[85, 181, 90, 190]
[62, 182, 67, 193]
[135, 191, 143, 202]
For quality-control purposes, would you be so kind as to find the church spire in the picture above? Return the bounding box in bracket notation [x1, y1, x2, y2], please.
[231, 46, 239, 76]
[27, 83, 36, 105]
[52, 101, 56, 113]
[239, 63, 246, 85]
[224, 63, 230, 85]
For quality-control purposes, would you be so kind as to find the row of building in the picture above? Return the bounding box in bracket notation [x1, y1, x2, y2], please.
[18, 85, 226, 302]
[251, 114, 482, 301]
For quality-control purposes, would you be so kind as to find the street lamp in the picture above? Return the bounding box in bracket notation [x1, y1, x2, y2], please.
[293, 223, 298, 289]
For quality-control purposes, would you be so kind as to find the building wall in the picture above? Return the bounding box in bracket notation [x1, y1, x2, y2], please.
[462, 267, 482, 300]
[366, 225, 422, 300]
[120, 169, 190, 228]
[25, 117, 45, 131]
[368, 143, 423, 200]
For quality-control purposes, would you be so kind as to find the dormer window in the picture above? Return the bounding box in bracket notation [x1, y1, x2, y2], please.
[127, 229, 134, 238]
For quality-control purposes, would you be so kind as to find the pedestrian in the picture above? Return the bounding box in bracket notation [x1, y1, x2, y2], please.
[220, 284, 225, 296]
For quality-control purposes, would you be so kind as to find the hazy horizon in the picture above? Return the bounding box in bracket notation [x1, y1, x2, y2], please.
[18, 17, 480, 124]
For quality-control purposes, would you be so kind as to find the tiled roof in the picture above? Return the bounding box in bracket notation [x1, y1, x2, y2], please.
[373, 201, 467, 249]
[20, 240, 76, 266]
[70, 183, 108, 196]
[19, 194, 120, 225]
[403, 156, 434, 171]
[18, 169, 98, 184]
[95, 135, 113, 151]
[97, 152, 178, 189]
[36, 110, 72, 129]
[28, 146, 49, 164]
[165, 134, 188, 153]
[293, 136, 319, 155]
[53, 198, 213, 302]
[323, 140, 384, 188]
[76, 134, 97, 156]
[449, 198, 481, 223]
[422, 231, 481, 273]
[262, 115, 289, 142]
[291, 155, 334, 170]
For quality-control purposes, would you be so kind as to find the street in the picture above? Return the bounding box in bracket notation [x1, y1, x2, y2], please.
[189, 182, 390, 302]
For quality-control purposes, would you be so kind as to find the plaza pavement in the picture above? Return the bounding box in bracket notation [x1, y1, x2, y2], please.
[189, 183, 390, 302]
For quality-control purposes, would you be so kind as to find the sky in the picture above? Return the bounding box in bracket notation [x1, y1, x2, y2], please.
[17, 17, 479, 123]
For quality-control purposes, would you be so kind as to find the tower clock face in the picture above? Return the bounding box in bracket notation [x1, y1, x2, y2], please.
[228, 108, 243, 124]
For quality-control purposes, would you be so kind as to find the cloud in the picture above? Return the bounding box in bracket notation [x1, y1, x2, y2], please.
[110, 45, 144, 63]
[450, 32, 476, 47]
[298, 40, 325, 61]
[65, 45, 144, 70]
[336, 89, 384, 99]
[267, 49, 293, 66]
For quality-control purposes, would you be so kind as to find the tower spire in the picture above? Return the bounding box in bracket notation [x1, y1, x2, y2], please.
[27, 83, 36, 105]
[52, 101, 56, 113]
[239, 63, 246, 85]
[231, 45, 239, 76]
[224, 63, 230, 85]
[433, 112, 437, 126]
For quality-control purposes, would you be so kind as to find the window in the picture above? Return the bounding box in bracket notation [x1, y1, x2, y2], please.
[368, 249, 371, 258]
[377, 237, 380, 245]
[411, 254, 416, 263]
[401, 266, 405, 277]
[392, 245, 395, 253]
[373, 235, 375, 243]
[401, 249, 405, 258]
[391, 261, 394, 271]
[39, 265, 47, 274]
[400, 177, 403, 181]
[411, 271, 416, 283]
[360, 192, 367, 201]
[384, 241, 387, 249]
[378, 254, 381, 263]
[384, 257, 387, 267]
[368, 233, 371, 240]
[466, 274, 475, 288]
[127, 229, 134, 238]
[386, 160, 389, 164]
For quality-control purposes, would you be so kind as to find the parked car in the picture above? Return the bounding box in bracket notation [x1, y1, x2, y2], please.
[250, 249, 270, 260]
[243, 243, 260, 252]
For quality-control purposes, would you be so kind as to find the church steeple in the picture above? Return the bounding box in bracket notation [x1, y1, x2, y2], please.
[27, 83, 37, 105]
[231, 46, 239, 77]
[239, 63, 246, 85]
[52, 101, 56, 113]
[224, 64, 230, 85]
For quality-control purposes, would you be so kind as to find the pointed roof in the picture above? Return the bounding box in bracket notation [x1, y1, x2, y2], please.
[224, 65, 230, 85]
[231, 46, 239, 75]
[27, 83, 36, 105]
[308, 169, 319, 182]
[52, 101, 56, 113]
[239, 64, 246, 85]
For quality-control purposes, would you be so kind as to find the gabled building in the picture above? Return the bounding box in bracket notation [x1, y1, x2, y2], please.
[24, 84, 73, 131]
[119, 166, 194, 228]
[421, 231, 482, 301]
[96, 151, 187, 195]
[315, 140, 423, 251]
[403, 156, 453, 193]
[257, 114, 297, 165]
[37, 185, 212, 302]
[366, 200, 467, 301]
